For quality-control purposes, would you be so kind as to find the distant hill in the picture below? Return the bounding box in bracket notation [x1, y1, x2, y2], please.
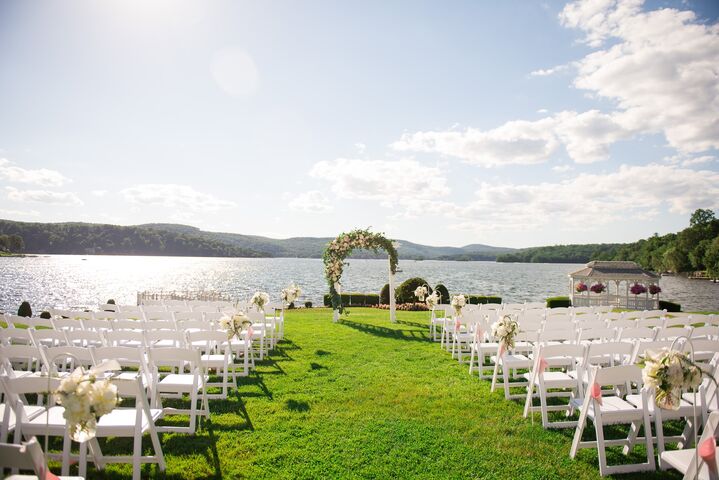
[496, 243, 623, 264]
[0, 219, 514, 260]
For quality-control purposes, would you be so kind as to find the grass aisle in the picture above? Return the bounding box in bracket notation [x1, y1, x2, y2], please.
[125, 308, 679, 479]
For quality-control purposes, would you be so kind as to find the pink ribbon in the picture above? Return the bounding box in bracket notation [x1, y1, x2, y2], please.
[699, 436, 718, 476]
[590, 382, 603, 406]
[454, 318, 461, 331]
[537, 357, 548, 375]
[245, 326, 254, 341]
[498, 343, 505, 357]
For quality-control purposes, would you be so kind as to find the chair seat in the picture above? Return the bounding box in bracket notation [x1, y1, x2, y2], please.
[524, 371, 577, 388]
[96, 407, 164, 435]
[570, 396, 644, 422]
[158, 374, 202, 390]
[21, 406, 68, 435]
[660, 448, 718, 480]
[491, 353, 530, 367]
[5, 475, 83, 480]
[682, 391, 719, 410]
[626, 393, 694, 416]
[201, 354, 228, 367]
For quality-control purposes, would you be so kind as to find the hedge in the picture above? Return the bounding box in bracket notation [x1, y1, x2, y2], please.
[395, 277, 432, 304]
[434, 284, 450, 304]
[380, 284, 390, 305]
[466, 295, 501, 305]
[546, 296, 572, 308]
[323, 293, 380, 307]
[659, 300, 681, 312]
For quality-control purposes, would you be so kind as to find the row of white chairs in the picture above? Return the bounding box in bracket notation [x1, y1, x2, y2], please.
[440, 312, 719, 476]
[0, 343, 226, 479]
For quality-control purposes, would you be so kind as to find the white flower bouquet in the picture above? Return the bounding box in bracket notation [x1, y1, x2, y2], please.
[281, 284, 302, 304]
[414, 285, 428, 302]
[220, 312, 251, 340]
[250, 291, 270, 311]
[640, 348, 704, 410]
[450, 294, 466, 316]
[425, 291, 439, 309]
[54, 367, 119, 442]
[491, 314, 520, 352]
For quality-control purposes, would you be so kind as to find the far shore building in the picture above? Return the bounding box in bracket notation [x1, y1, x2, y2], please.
[569, 261, 661, 310]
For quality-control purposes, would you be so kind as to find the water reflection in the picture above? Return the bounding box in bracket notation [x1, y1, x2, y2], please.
[0, 255, 716, 312]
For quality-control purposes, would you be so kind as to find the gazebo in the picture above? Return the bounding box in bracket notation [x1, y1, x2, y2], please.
[569, 261, 661, 310]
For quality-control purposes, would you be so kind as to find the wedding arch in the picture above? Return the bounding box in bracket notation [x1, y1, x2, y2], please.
[323, 228, 399, 323]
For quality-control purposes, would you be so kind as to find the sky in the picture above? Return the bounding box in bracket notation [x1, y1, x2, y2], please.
[0, 0, 717, 249]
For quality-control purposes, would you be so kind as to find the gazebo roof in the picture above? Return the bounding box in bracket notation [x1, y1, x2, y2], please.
[569, 260, 660, 281]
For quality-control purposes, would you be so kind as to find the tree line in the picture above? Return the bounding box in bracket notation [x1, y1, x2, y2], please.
[496, 209, 719, 278]
[0, 220, 265, 258]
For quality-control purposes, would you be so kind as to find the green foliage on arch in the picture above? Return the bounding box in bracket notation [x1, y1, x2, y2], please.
[323, 228, 398, 313]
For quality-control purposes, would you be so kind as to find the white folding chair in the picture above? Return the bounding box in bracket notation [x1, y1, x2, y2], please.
[187, 330, 236, 399]
[569, 364, 656, 476]
[104, 330, 145, 348]
[490, 330, 538, 400]
[0, 436, 83, 480]
[523, 343, 586, 428]
[145, 330, 185, 349]
[147, 347, 209, 434]
[29, 329, 68, 348]
[0, 328, 32, 346]
[660, 410, 719, 478]
[0, 345, 46, 378]
[65, 330, 105, 348]
[51, 317, 83, 331]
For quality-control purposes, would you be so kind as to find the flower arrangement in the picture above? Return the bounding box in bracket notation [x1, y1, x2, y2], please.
[590, 283, 606, 294]
[250, 291, 270, 311]
[450, 294, 466, 316]
[649, 284, 661, 295]
[575, 282, 588, 293]
[640, 348, 703, 410]
[54, 367, 119, 442]
[491, 315, 520, 353]
[219, 312, 251, 340]
[425, 291, 439, 309]
[281, 283, 302, 304]
[414, 285, 428, 302]
[322, 229, 398, 314]
[630, 283, 647, 295]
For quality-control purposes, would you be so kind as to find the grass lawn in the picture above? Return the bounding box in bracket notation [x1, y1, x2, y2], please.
[87, 307, 680, 479]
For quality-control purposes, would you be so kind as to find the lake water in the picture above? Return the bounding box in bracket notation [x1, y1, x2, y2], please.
[0, 255, 717, 313]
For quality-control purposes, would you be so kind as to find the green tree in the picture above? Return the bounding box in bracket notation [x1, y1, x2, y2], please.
[662, 245, 691, 273]
[690, 209, 715, 227]
[704, 236, 719, 279]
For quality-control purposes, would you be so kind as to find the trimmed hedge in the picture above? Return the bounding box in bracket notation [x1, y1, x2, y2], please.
[380, 284, 391, 305]
[546, 296, 572, 308]
[466, 295, 501, 305]
[395, 277, 432, 304]
[40, 311, 52, 319]
[323, 293, 380, 307]
[659, 300, 681, 312]
[304, 301, 313, 308]
[434, 284, 450, 304]
[18, 301, 32, 317]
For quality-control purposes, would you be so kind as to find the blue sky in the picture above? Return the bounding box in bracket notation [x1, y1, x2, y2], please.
[0, 0, 717, 248]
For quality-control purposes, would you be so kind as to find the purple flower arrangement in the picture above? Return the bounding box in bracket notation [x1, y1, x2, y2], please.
[590, 283, 606, 294]
[649, 284, 662, 295]
[575, 282, 588, 293]
[630, 283, 647, 295]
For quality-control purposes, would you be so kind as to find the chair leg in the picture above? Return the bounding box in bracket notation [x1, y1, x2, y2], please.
[594, 415, 609, 477]
[570, 408, 589, 458]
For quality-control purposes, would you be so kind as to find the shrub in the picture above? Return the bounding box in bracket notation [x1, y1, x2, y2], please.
[304, 301, 312, 308]
[380, 283, 390, 305]
[375, 303, 429, 311]
[17, 301, 32, 318]
[659, 300, 681, 312]
[40, 311, 52, 319]
[546, 296, 572, 308]
[288, 302, 296, 309]
[434, 284, 450, 304]
[395, 277, 432, 304]
[106, 299, 116, 305]
[466, 295, 502, 305]
[323, 293, 380, 307]
[323, 294, 332, 307]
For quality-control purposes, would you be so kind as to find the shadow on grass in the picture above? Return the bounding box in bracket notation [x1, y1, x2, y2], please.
[340, 319, 430, 342]
[396, 319, 430, 328]
[315, 349, 331, 356]
[309, 362, 327, 370]
[285, 399, 310, 412]
[238, 371, 273, 401]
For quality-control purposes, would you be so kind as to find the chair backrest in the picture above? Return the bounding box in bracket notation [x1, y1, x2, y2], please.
[143, 310, 174, 322]
[636, 317, 666, 328]
[0, 436, 54, 477]
[115, 305, 142, 317]
[65, 329, 105, 348]
[203, 311, 225, 322]
[665, 314, 694, 327]
[631, 340, 675, 363]
[112, 319, 143, 331]
[141, 304, 166, 313]
[546, 307, 571, 315]
[81, 318, 113, 332]
[104, 330, 145, 347]
[593, 305, 614, 314]
[148, 347, 201, 371]
[144, 319, 176, 331]
[50, 317, 82, 331]
[192, 304, 220, 313]
[64, 310, 94, 321]
[0, 345, 46, 376]
[187, 330, 229, 353]
[28, 329, 67, 348]
[523, 302, 546, 310]
[93, 311, 119, 321]
[174, 311, 204, 322]
[585, 341, 634, 367]
[577, 327, 617, 343]
[44, 345, 96, 373]
[145, 330, 185, 348]
[591, 363, 643, 389]
[690, 325, 719, 340]
[92, 346, 149, 371]
[245, 310, 266, 323]
[601, 312, 625, 322]
[538, 328, 576, 344]
[0, 328, 32, 345]
[654, 326, 691, 341]
[13, 317, 53, 329]
[98, 303, 119, 312]
[618, 326, 657, 341]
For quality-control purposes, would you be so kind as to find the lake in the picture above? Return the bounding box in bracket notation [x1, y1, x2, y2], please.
[0, 255, 717, 313]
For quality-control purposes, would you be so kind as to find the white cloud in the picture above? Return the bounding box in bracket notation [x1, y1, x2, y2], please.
[288, 190, 333, 213]
[561, 0, 719, 153]
[450, 163, 719, 232]
[0, 208, 40, 218]
[392, 110, 629, 166]
[354, 143, 367, 154]
[91, 190, 108, 197]
[552, 164, 574, 172]
[530, 63, 570, 76]
[120, 184, 236, 211]
[210, 47, 260, 97]
[310, 158, 449, 208]
[0, 158, 70, 187]
[5, 187, 83, 206]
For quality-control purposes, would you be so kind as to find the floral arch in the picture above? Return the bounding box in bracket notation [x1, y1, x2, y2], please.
[323, 228, 399, 322]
